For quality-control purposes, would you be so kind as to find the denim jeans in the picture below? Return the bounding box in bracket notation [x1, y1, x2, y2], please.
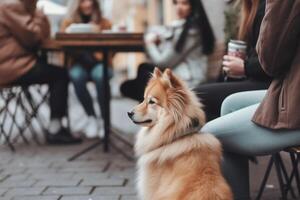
[69, 63, 111, 117]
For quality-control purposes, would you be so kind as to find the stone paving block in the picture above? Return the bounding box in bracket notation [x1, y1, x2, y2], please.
[121, 195, 138, 200]
[30, 173, 74, 180]
[126, 179, 136, 187]
[7, 161, 50, 168]
[0, 175, 8, 182]
[80, 178, 125, 187]
[0, 180, 36, 188]
[1, 168, 27, 175]
[0, 188, 7, 196]
[25, 169, 58, 175]
[108, 171, 135, 179]
[5, 174, 29, 181]
[110, 162, 135, 169]
[35, 178, 81, 187]
[72, 173, 108, 180]
[43, 187, 92, 195]
[0, 158, 12, 165]
[57, 167, 105, 173]
[13, 195, 60, 200]
[60, 195, 120, 200]
[93, 186, 136, 195]
[50, 161, 108, 169]
[4, 187, 45, 198]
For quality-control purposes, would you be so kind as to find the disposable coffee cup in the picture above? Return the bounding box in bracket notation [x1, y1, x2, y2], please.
[227, 40, 247, 60]
[223, 40, 247, 80]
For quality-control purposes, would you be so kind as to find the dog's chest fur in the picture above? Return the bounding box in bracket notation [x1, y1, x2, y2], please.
[137, 154, 172, 200]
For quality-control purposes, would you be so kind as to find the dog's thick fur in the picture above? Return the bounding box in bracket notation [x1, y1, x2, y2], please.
[129, 68, 233, 200]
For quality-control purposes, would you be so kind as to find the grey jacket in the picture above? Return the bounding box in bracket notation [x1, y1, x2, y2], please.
[146, 20, 207, 86]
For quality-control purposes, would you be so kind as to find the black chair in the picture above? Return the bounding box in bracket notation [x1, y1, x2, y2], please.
[0, 85, 50, 151]
[20, 85, 50, 143]
[256, 152, 297, 200]
[0, 87, 27, 151]
[283, 147, 300, 197]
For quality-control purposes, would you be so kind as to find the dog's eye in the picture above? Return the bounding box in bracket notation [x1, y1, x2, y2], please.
[148, 99, 156, 104]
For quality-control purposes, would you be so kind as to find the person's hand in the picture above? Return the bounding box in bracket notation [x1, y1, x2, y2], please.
[222, 55, 245, 77]
[90, 23, 101, 32]
[145, 32, 160, 45]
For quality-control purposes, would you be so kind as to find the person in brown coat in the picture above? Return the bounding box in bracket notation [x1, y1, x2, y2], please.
[200, 0, 300, 199]
[0, 0, 81, 144]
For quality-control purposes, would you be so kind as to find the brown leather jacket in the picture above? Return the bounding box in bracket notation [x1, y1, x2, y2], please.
[0, 0, 50, 86]
[253, 0, 300, 129]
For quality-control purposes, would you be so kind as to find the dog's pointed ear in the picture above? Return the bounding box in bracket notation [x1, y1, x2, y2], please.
[153, 67, 162, 78]
[163, 68, 182, 88]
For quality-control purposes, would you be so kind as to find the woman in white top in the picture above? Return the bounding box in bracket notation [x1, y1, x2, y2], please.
[121, 0, 215, 101]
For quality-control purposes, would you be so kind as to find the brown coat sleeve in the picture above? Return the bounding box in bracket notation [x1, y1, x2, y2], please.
[1, 3, 50, 49]
[256, 0, 300, 77]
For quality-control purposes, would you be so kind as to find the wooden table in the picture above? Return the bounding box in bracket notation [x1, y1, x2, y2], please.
[42, 33, 144, 159]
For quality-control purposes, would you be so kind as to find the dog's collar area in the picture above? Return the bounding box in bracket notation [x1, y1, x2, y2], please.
[190, 118, 200, 130]
[181, 119, 201, 137]
[150, 118, 202, 152]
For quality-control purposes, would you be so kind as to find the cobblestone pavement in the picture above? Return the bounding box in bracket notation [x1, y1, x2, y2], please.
[0, 140, 137, 200]
[0, 96, 298, 200]
[0, 138, 298, 200]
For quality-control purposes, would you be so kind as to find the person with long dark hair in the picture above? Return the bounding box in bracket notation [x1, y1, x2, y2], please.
[120, 0, 215, 101]
[195, 0, 271, 122]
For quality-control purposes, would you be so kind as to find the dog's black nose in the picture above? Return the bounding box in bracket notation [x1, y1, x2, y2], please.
[127, 111, 134, 118]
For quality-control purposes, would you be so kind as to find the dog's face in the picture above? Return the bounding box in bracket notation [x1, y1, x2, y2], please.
[128, 68, 180, 127]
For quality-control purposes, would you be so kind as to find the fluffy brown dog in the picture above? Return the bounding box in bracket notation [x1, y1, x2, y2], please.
[128, 68, 233, 200]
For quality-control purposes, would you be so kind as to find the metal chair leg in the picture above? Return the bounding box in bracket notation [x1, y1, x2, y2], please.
[278, 153, 296, 198]
[18, 98, 42, 145]
[6, 92, 30, 144]
[0, 102, 16, 152]
[22, 88, 49, 134]
[290, 153, 300, 197]
[274, 154, 287, 200]
[256, 156, 274, 200]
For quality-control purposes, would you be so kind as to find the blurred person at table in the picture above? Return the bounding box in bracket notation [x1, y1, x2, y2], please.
[194, 0, 272, 121]
[120, 0, 215, 101]
[61, 0, 112, 139]
[0, 0, 81, 144]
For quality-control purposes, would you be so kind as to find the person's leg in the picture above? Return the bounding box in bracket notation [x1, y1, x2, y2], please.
[195, 80, 269, 121]
[69, 64, 96, 117]
[120, 63, 155, 101]
[89, 63, 114, 138]
[203, 90, 265, 199]
[201, 102, 300, 199]
[12, 59, 81, 144]
[221, 90, 267, 116]
[14, 60, 69, 120]
[90, 63, 106, 118]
